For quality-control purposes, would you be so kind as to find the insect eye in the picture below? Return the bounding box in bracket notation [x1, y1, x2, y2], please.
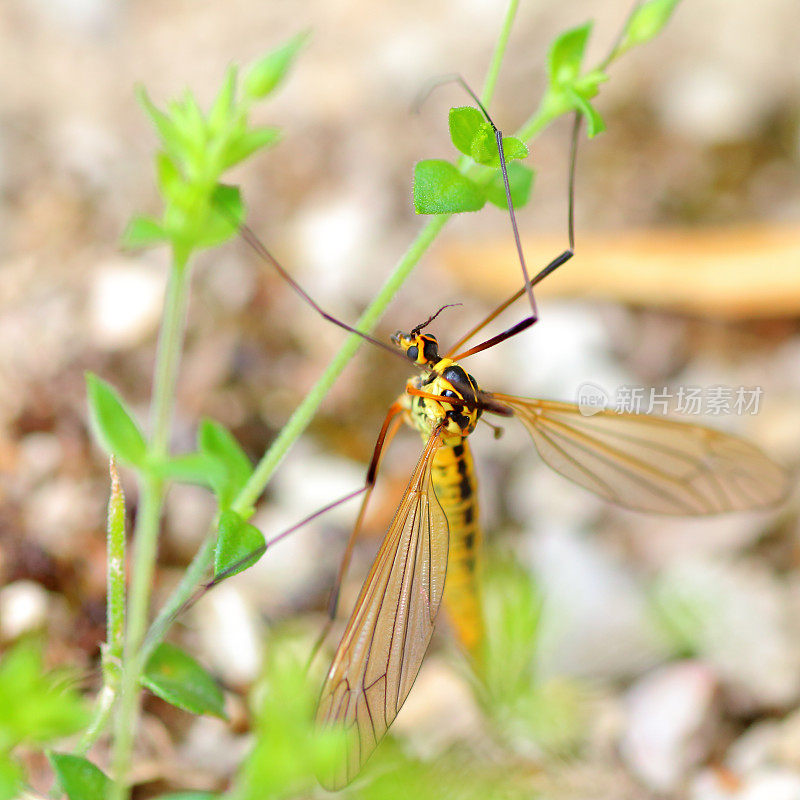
[442, 389, 458, 399]
[406, 345, 419, 362]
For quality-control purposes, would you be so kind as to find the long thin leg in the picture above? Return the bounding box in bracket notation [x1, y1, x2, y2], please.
[159, 484, 371, 629]
[308, 404, 405, 666]
[446, 249, 573, 357]
[446, 111, 583, 359]
[169, 406, 406, 634]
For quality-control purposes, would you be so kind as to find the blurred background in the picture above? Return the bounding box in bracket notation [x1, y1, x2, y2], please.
[2, 0, 800, 798]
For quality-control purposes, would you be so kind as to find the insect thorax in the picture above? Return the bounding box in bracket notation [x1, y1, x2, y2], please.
[401, 358, 482, 443]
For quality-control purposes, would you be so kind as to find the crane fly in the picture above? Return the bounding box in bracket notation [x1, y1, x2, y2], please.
[309, 328, 788, 789]
[222, 82, 790, 790]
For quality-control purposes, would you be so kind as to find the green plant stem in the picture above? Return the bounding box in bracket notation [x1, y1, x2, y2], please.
[106, 457, 127, 666]
[109, 476, 164, 800]
[141, 532, 217, 660]
[75, 458, 127, 756]
[517, 92, 566, 144]
[75, 685, 116, 757]
[110, 255, 191, 800]
[150, 261, 191, 456]
[480, 0, 519, 105]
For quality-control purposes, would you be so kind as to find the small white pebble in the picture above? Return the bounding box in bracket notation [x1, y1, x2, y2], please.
[622, 661, 720, 793]
[0, 580, 49, 639]
[194, 585, 262, 686]
[89, 260, 164, 349]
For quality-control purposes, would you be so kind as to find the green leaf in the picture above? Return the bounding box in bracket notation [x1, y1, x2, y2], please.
[86, 373, 147, 467]
[214, 510, 266, 580]
[500, 136, 528, 161]
[137, 87, 182, 157]
[448, 106, 485, 156]
[548, 22, 592, 85]
[470, 125, 528, 167]
[178, 91, 207, 149]
[150, 452, 226, 488]
[121, 215, 169, 249]
[243, 30, 309, 99]
[564, 87, 606, 137]
[485, 162, 535, 210]
[0, 755, 23, 800]
[156, 152, 187, 205]
[193, 183, 244, 250]
[617, 0, 681, 56]
[142, 643, 226, 719]
[199, 419, 253, 508]
[207, 65, 238, 134]
[574, 68, 608, 100]
[413, 159, 486, 214]
[48, 753, 111, 800]
[0, 643, 88, 748]
[220, 126, 282, 171]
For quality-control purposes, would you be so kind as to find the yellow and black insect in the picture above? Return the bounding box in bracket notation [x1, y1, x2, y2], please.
[233, 87, 789, 789]
[312, 323, 788, 789]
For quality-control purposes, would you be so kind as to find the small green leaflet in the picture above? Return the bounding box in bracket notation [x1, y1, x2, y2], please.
[545, 22, 608, 139]
[122, 215, 169, 248]
[485, 162, 535, 210]
[48, 754, 111, 800]
[548, 22, 592, 85]
[564, 87, 606, 137]
[469, 126, 528, 168]
[193, 184, 244, 250]
[142, 643, 226, 719]
[220, 126, 281, 171]
[413, 159, 486, 215]
[85, 374, 147, 467]
[617, 0, 681, 56]
[214, 510, 266, 580]
[244, 30, 310, 99]
[199, 419, 254, 509]
[149, 452, 226, 488]
[448, 106, 485, 156]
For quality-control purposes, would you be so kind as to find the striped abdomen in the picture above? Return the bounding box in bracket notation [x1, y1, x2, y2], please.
[431, 439, 484, 658]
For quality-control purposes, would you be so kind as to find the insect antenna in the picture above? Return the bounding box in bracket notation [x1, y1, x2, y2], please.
[235, 222, 413, 366]
[411, 302, 463, 335]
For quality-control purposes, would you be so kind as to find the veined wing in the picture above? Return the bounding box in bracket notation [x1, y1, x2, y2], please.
[316, 428, 449, 790]
[492, 395, 789, 515]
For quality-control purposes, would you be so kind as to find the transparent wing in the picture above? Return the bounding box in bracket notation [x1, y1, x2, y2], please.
[316, 429, 449, 789]
[492, 395, 789, 515]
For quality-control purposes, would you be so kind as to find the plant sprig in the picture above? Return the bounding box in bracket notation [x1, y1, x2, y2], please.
[79, 32, 308, 800]
[414, 0, 682, 216]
